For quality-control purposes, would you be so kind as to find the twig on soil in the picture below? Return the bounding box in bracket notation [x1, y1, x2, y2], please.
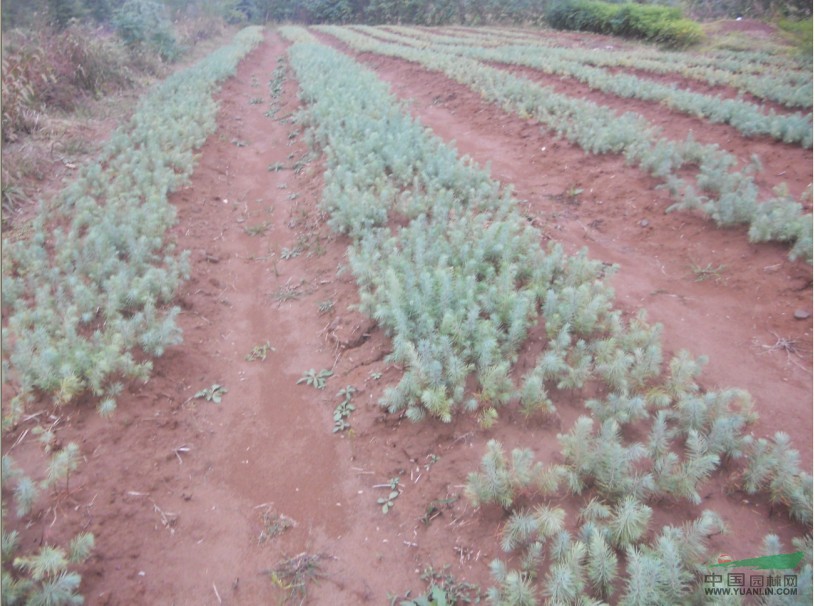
[174, 445, 191, 465]
[341, 349, 389, 376]
[7, 428, 30, 452]
[150, 499, 177, 535]
[762, 331, 803, 357]
[182, 310, 212, 325]
[451, 432, 474, 445]
[45, 415, 62, 433]
[762, 331, 807, 370]
[21, 411, 45, 423]
[213, 583, 222, 604]
[351, 467, 374, 475]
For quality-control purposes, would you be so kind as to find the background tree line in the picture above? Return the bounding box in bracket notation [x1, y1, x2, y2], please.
[2, 0, 811, 31]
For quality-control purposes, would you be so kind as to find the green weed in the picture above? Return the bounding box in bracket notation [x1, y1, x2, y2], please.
[268, 552, 329, 605]
[297, 368, 332, 390]
[246, 341, 274, 361]
[690, 262, 727, 282]
[195, 384, 227, 404]
[376, 477, 402, 513]
[244, 222, 270, 236]
[333, 385, 356, 432]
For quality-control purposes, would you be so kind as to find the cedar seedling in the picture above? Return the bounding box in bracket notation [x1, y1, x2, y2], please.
[297, 369, 332, 390]
[318, 299, 335, 315]
[280, 246, 302, 259]
[43, 442, 81, 495]
[5, 532, 95, 606]
[478, 407, 498, 429]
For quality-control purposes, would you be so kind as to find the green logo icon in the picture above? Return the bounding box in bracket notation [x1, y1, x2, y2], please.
[711, 552, 804, 570]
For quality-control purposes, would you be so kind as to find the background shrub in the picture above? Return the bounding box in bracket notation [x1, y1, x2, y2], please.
[114, 0, 180, 61]
[1, 25, 133, 141]
[546, 0, 704, 48]
[778, 17, 813, 59]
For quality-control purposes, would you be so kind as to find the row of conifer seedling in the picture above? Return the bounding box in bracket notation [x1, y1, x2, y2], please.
[380, 25, 813, 109]
[320, 25, 813, 265]
[362, 25, 813, 144]
[0, 27, 265, 605]
[281, 26, 811, 605]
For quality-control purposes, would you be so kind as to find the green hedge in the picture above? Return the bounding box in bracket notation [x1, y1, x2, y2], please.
[546, 1, 704, 48]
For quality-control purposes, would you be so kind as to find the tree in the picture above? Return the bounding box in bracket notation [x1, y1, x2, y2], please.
[48, 0, 86, 28]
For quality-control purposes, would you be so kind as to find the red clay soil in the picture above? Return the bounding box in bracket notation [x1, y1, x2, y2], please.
[2, 27, 812, 605]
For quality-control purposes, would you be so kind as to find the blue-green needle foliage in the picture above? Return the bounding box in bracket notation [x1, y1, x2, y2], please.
[2, 27, 264, 418]
[284, 28, 610, 422]
[355, 26, 813, 143]
[381, 25, 812, 109]
[322, 26, 812, 263]
[280, 25, 812, 602]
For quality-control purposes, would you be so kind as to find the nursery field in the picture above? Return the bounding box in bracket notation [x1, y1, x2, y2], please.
[2, 22, 813, 605]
